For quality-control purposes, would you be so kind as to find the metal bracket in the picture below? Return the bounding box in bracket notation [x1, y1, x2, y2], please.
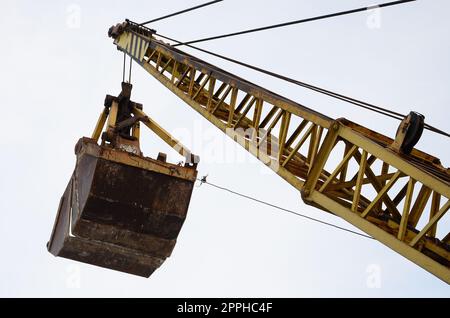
[90, 82, 199, 167]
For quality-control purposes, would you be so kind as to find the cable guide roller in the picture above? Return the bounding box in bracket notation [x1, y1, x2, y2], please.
[48, 83, 199, 277]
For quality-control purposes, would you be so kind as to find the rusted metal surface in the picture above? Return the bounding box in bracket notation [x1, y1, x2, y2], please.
[73, 138, 196, 240]
[47, 137, 197, 277]
[48, 177, 164, 277]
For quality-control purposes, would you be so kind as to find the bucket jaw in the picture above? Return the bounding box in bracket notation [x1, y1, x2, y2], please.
[48, 83, 199, 277]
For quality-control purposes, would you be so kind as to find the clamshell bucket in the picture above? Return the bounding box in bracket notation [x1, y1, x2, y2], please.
[48, 83, 198, 277]
[47, 177, 165, 277]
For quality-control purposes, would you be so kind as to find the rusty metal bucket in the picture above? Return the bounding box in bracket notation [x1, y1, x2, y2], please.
[47, 138, 197, 277]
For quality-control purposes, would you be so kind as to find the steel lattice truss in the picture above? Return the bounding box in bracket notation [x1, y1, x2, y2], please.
[112, 23, 450, 283]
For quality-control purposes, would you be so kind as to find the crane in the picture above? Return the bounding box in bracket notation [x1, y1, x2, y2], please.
[47, 5, 449, 283]
[105, 20, 449, 283]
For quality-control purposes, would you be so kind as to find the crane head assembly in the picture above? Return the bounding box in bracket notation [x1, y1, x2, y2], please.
[47, 82, 199, 277]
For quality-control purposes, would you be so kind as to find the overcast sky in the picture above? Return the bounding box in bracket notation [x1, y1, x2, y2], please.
[1, 0, 449, 297]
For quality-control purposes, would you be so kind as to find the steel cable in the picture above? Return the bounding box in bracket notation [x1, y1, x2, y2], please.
[154, 32, 450, 138]
[198, 177, 374, 240]
[139, 0, 224, 26]
[173, 0, 416, 47]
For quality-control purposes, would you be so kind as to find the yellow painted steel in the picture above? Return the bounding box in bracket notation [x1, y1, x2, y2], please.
[132, 122, 140, 140]
[116, 32, 149, 62]
[91, 108, 108, 142]
[112, 27, 450, 283]
[132, 107, 194, 162]
[107, 101, 119, 130]
[90, 86, 197, 169]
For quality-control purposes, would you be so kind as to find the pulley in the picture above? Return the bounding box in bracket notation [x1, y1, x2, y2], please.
[391, 111, 425, 154]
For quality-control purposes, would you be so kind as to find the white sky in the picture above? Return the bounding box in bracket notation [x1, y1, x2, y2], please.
[1, 0, 449, 297]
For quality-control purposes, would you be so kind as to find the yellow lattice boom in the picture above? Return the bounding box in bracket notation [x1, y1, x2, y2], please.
[110, 21, 450, 283]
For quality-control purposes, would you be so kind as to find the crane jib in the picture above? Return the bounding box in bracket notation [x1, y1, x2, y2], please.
[110, 24, 449, 284]
[116, 32, 149, 63]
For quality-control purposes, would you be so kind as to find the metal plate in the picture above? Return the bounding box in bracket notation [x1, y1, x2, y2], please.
[47, 178, 164, 277]
[72, 138, 196, 241]
[47, 138, 197, 277]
